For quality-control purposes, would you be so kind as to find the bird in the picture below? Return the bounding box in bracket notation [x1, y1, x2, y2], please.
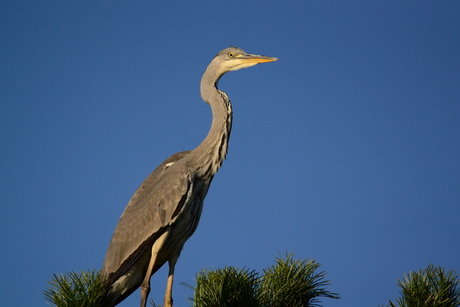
[100, 46, 278, 307]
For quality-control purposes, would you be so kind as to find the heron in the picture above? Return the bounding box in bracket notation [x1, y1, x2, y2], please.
[101, 47, 278, 307]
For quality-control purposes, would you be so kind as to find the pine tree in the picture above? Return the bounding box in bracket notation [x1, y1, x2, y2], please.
[383, 264, 460, 307]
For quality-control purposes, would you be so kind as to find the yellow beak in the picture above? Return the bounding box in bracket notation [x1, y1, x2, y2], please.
[237, 53, 279, 63]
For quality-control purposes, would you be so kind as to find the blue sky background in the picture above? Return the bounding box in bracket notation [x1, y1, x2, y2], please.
[1, 1, 459, 306]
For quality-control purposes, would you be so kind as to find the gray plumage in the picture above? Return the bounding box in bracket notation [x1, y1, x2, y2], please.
[101, 47, 277, 307]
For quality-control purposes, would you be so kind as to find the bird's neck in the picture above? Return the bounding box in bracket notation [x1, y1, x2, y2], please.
[190, 66, 233, 180]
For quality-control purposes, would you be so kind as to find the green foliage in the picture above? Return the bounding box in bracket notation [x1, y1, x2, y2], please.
[44, 259, 460, 307]
[191, 266, 260, 307]
[383, 264, 460, 307]
[44, 269, 106, 307]
[184, 253, 339, 307]
[258, 253, 340, 307]
[150, 267, 260, 307]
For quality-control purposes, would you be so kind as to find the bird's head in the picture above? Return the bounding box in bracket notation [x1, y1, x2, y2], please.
[213, 46, 278, 75]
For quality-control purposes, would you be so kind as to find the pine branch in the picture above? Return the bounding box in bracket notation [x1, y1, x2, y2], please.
[44, 269, 106, 307]
[382, 264, 460, 307]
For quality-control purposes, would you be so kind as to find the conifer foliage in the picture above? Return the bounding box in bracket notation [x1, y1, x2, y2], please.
[382, 264, 460, 307]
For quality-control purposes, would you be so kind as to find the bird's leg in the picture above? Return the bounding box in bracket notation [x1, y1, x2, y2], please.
[164, 255, 179, 307]
[140, 280, 151, 307]
[140, 232, 169, 307]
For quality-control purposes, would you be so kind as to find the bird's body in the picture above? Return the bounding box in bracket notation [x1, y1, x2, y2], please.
[101, 47, 277, 307]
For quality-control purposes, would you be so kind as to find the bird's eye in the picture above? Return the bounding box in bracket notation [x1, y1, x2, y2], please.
[228, 52, 234, 58]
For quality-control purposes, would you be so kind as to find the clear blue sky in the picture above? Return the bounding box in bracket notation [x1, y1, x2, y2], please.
[1, 1, 459, 306]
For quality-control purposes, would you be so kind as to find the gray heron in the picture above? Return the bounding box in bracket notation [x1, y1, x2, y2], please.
[101, 47, 278, 307]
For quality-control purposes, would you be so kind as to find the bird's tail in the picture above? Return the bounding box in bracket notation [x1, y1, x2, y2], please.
[99, 271, 117, 307]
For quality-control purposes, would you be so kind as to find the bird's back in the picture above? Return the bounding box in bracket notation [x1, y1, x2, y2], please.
[101, 150, 212, 305]
[101, 152, 189, 281]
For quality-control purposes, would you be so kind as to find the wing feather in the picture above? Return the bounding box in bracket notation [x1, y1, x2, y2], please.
[101, 151, 191, 281]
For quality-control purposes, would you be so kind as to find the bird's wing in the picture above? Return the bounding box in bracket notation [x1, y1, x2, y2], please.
[101, 151, 191, 280]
